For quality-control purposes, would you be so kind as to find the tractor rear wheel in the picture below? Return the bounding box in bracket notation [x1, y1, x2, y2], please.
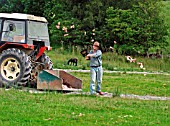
[0, 48, 31, 87]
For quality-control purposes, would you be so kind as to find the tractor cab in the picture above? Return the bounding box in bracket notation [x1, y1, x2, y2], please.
[0, 13, 50, 49]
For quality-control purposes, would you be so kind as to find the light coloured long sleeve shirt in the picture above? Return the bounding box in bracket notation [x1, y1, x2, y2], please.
[89, 50, 102, 67]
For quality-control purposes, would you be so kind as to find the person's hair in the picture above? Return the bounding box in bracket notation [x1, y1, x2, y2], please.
[93, 41, 100, 47]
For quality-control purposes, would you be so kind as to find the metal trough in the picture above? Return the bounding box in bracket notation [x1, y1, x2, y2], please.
[37, 69, 82, 91]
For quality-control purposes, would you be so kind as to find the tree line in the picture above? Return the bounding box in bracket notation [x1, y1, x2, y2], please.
[0, 0, 169, 56]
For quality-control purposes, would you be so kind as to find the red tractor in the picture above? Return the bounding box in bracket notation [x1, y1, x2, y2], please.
[0, 13, 53, 87]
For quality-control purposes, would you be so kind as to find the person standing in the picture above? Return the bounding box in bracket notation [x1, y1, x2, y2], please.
[86, 41, 104, 95]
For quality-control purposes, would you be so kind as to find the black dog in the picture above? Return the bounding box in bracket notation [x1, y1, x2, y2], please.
[80, 49, 88, 57]
[68, 58, 78, 66]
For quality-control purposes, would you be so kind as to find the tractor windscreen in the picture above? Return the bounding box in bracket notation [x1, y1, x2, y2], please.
[27, 21, 49, 43]
[1, 20, 25, 43]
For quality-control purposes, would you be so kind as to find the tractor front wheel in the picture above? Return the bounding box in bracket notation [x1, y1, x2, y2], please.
[29, 53, 53, 86]
[38, 53, 53, 69]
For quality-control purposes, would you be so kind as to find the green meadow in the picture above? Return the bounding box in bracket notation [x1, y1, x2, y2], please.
[0, 71, 169, 126]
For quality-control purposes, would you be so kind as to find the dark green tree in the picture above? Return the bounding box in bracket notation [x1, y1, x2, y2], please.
[105, 0, 168, 55]
[0, 0, 24, 13]
[0, 0, 168, 55]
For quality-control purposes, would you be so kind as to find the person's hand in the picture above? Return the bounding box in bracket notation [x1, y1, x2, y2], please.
[85, 56, 90, 60]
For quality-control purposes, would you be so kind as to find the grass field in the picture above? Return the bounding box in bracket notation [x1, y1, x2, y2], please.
[1, 90, 169, 126]
[0, 72, 170, 126]
[71, 72, 170, 97]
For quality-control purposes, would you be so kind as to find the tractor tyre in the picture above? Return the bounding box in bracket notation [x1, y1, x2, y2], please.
[0, 48, 32, 87]
[29, 53, 53, 87]
[38, 53, 53, 69]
